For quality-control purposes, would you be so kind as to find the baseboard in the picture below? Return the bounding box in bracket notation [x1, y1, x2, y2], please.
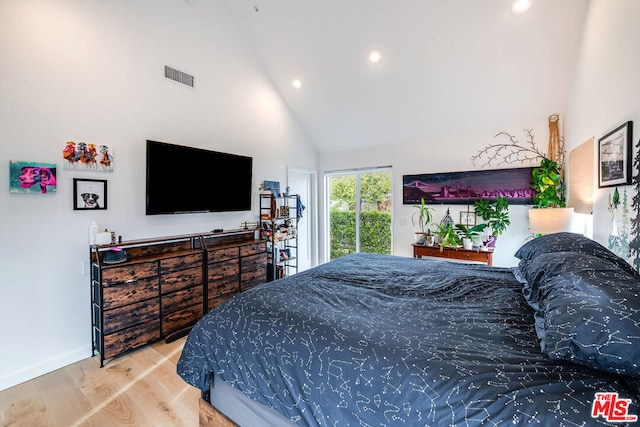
[0, 345, 92, 392]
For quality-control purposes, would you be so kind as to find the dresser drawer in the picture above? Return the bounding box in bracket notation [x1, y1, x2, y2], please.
[101, 262, 158, 286]
[103, 320, 160, 359]
[239, 241, 266, 257]
[208, 247, 239, 262]
[241, 267, 266, 291]
[208, 275, 239, 299]
[161, 266, 203, 294]
[103, 298, 160, 334]
[102, 277, 159, 309]
[162, 285, 204, 313]
[455, 251, 492, 263]
[208, 259, 239, 281]
[242, 252, 267, 273]
[414, 246, 441, 258]
[208, 294, 234, 311]
[159, 252, 203, 274]
[162, 304, 203, 336]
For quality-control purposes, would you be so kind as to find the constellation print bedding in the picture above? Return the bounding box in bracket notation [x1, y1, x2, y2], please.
[177, 233, 640, 426]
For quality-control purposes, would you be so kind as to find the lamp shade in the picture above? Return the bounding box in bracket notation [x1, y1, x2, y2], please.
[528, 208, 574, 235]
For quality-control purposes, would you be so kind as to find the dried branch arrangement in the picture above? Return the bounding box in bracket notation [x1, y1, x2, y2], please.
[471, 129, 554, 168]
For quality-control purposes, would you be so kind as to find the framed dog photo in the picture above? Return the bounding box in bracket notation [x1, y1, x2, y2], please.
[73, 178, 107, 210]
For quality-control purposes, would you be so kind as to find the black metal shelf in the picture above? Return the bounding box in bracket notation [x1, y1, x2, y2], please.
[259, 193, 299, 281]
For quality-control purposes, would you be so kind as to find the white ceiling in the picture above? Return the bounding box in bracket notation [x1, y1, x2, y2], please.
[221, 0, 590, 153]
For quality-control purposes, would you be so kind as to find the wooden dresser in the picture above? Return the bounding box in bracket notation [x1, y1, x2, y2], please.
[91, 229, 265, 366]
[201, 233, 266, 311]
[412, 243, 493, 265]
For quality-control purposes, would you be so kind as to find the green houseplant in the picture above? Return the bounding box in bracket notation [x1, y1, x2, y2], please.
[531, 158, 565, 208]
[437, 222, 461, 252]
[474, 196, 510, 246]
[529, 157, 573, 235]
[455, 223, 487, 250]
[411, 198, 435, 244]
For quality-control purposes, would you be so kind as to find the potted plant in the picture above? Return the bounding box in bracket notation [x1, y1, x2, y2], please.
[411, 198, 435, 244]
[473, 195, 510, 247]
[424, 228, 435, 246]
[531, 158, 565, 208]
[437, 222, 461, 252]
[455, 223, 487, 250]
[529, 157, 573, 235]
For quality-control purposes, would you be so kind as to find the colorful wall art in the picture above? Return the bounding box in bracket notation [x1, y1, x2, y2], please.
[403, 167, 534, 205]
[62, 141, 114, 172]
[9, 161, 57, 194]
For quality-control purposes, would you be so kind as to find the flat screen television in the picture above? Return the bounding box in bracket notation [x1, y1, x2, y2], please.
[145, 140, 253, 215]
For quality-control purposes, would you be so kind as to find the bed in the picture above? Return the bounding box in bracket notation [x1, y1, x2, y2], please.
[177, 232, 640, 426]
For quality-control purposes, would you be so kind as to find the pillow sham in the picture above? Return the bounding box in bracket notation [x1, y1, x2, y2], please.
[519, 251, 640, 378]
[514, 232, 639, 278]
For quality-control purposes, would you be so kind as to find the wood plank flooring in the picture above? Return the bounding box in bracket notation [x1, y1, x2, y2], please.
[0, 338, 199, 427]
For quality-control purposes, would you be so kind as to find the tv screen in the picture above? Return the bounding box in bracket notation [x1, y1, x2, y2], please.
[146, 140, 253, 215]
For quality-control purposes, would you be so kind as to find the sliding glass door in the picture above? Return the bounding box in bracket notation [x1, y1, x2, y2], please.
[326, 168, 392, 260]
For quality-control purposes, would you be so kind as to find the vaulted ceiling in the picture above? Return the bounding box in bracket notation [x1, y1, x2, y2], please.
[222, 0, 589, 153]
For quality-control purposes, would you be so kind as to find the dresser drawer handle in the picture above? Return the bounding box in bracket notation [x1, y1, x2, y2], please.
[125, 279, 137, 284]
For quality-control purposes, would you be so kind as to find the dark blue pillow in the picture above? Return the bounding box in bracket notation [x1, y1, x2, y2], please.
[514, 232, 638, 278]
[519, 251, 640, 378]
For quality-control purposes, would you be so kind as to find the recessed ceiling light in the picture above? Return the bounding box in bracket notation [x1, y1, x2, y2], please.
[368, 49, 382, 64]
[291, 78, 302, 89]
[511, 0, 532, 14]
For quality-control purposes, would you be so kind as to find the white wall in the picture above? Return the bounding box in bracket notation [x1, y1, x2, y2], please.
[318, 120, 550, 268]
[564, 0, 640, 247]
[0, 0, 317, 391]
[319, 1, 640, 269]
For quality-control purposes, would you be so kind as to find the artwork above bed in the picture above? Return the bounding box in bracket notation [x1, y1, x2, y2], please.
[402, 167, 534, 205]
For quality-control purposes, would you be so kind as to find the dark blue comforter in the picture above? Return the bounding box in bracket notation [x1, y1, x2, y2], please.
[177, 253, 639, 426]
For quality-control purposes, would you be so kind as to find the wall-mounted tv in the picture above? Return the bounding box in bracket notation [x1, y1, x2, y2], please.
[146, 140, 253, 215]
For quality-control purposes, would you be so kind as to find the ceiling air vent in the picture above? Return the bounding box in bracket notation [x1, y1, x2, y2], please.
[164, 65, 194, 88]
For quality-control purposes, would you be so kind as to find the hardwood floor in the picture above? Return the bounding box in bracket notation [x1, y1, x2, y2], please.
[0, 338, 199, 427]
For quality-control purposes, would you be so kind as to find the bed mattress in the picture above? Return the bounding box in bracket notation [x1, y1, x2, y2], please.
[178, 252, 639, 425]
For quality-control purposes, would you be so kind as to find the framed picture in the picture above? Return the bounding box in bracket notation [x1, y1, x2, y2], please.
[460, 211, 476, 226]
[62, 141, 114, 172]
[402, 166, 534, 205]
[279, 248, 291, 261]
[9, 161, 57, 194]
[599, 121, 633, 188]
[263, 180, 281, 197]
[279, 205, 290, 218]
[73, 178, 107, 210]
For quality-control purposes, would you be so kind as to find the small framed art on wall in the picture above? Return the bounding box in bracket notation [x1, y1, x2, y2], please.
[73, 178, 107, 210]
[598, 121, 633, 188]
